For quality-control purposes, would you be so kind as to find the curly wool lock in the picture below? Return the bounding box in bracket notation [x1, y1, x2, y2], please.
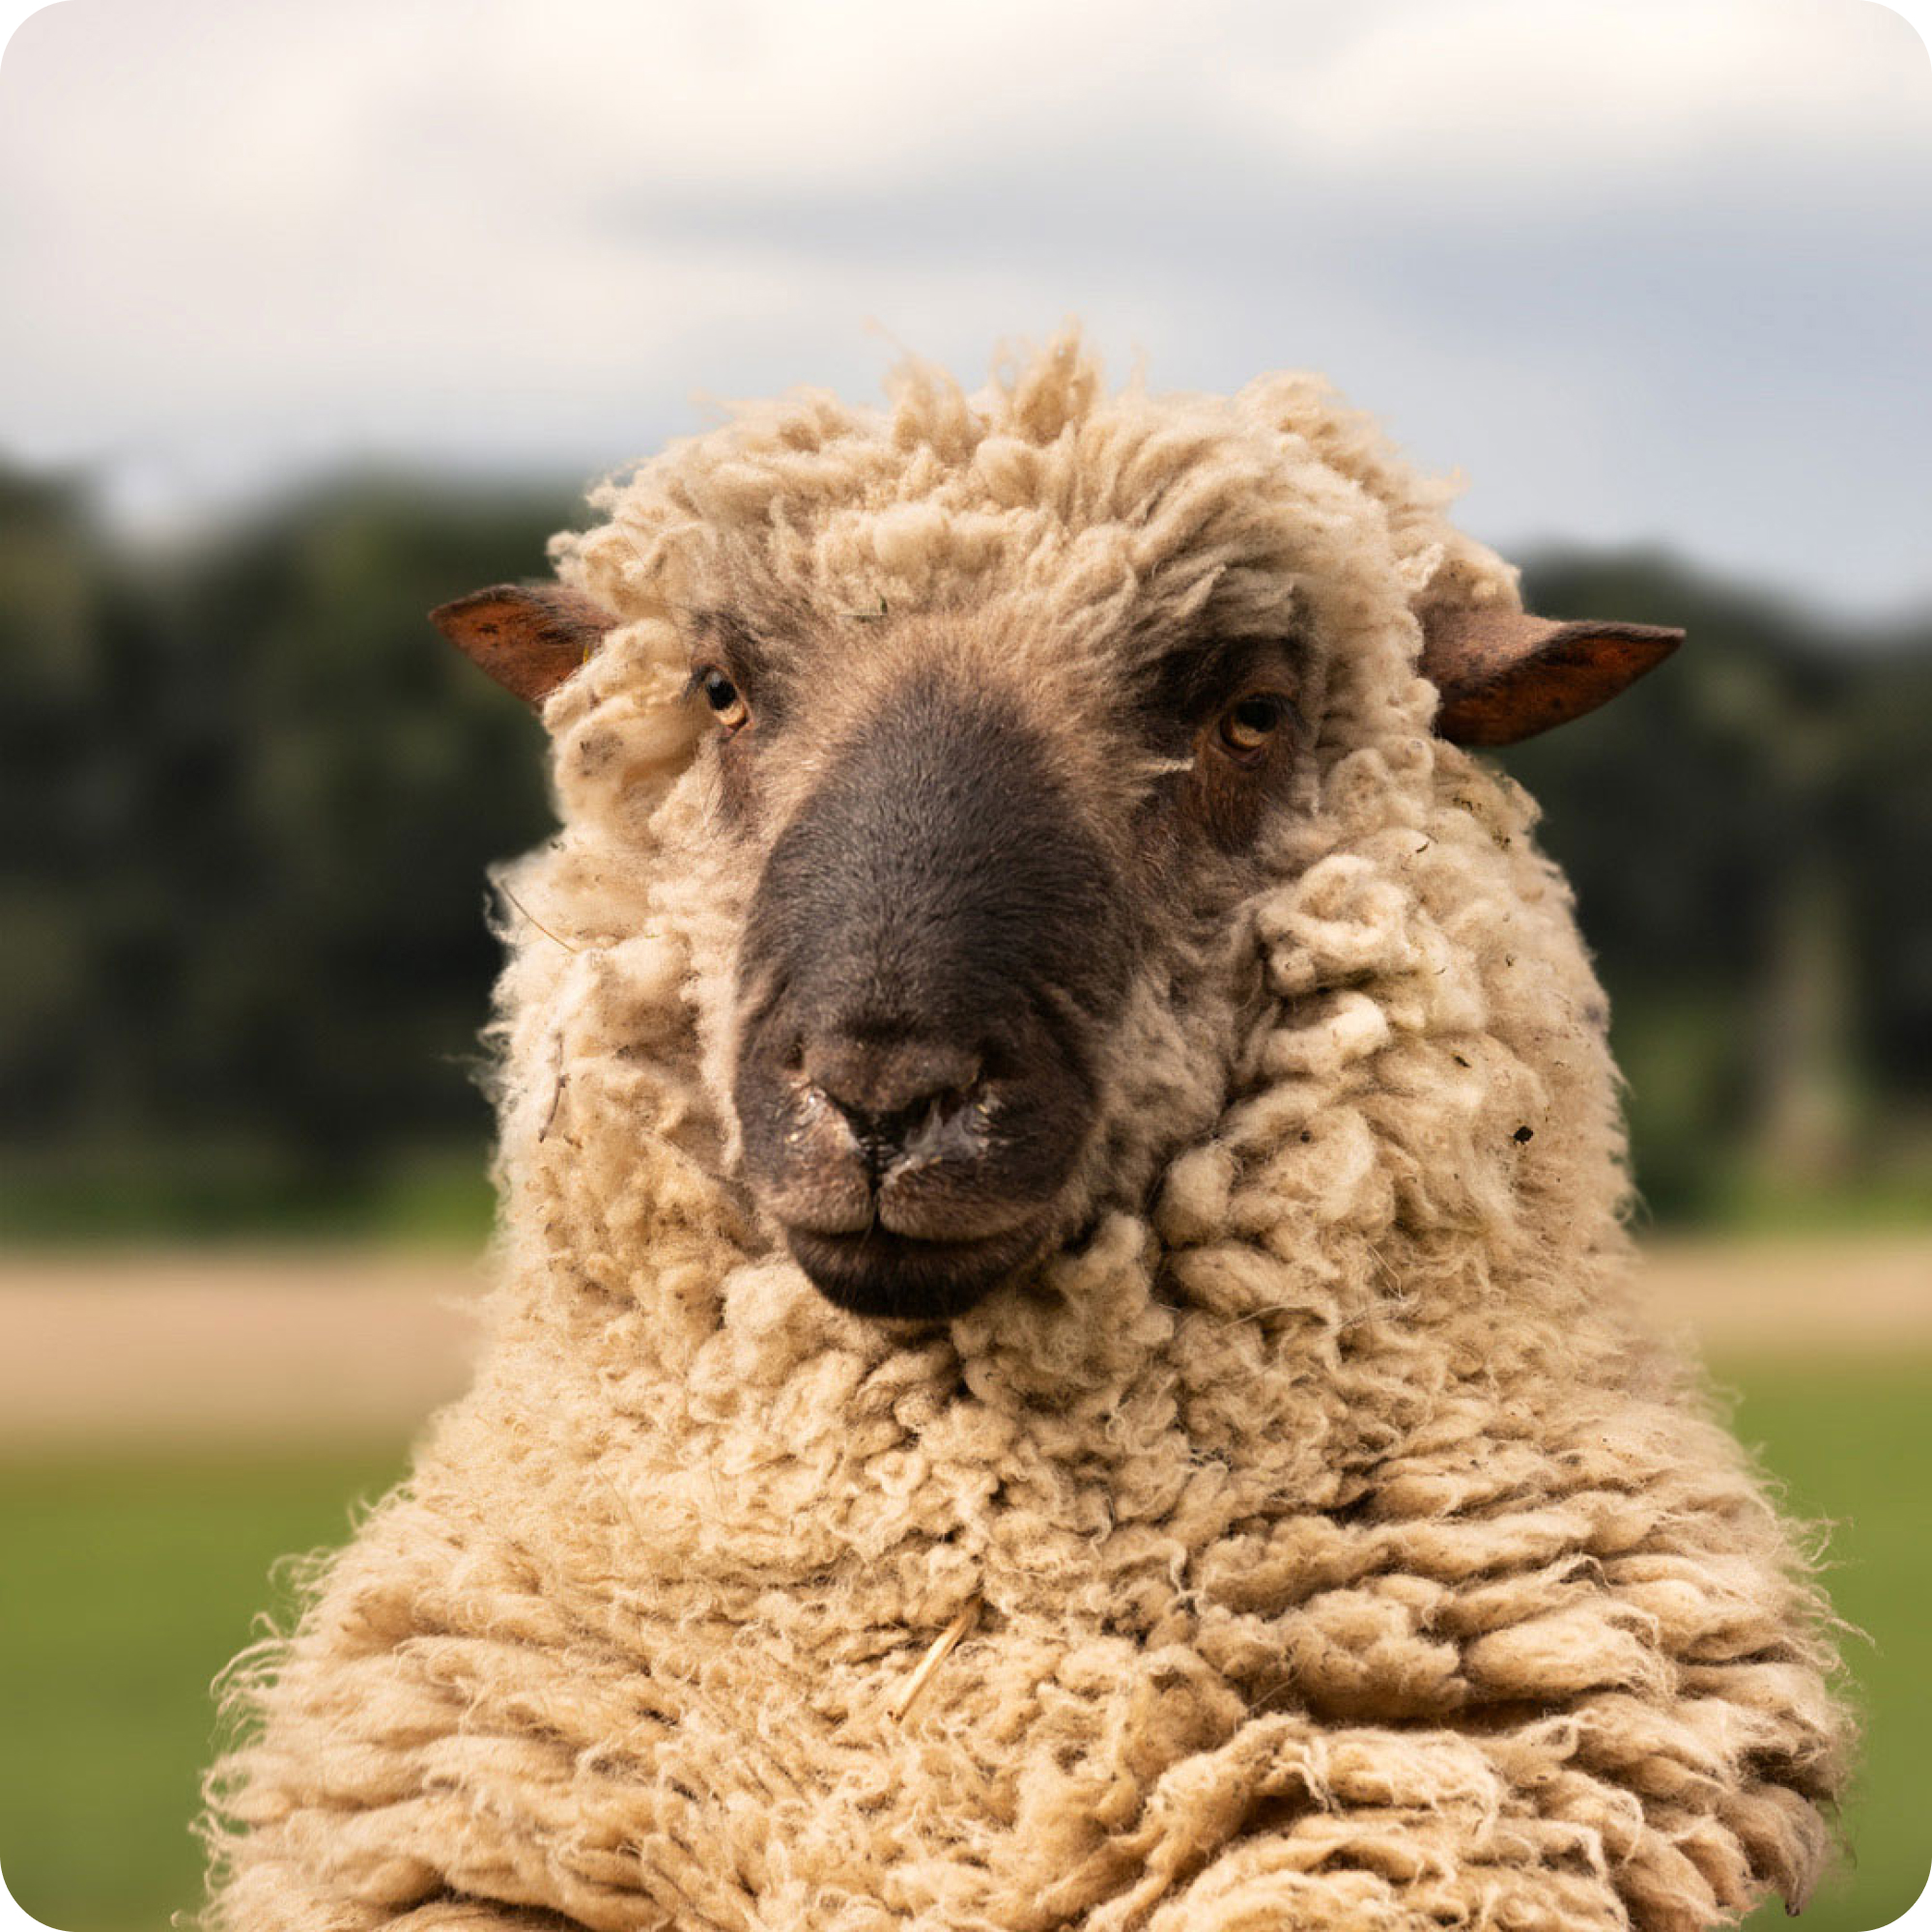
[202, 334, 1851, 1932]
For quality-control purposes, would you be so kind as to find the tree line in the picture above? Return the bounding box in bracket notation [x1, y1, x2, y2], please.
[3, 466, 1927, 1233]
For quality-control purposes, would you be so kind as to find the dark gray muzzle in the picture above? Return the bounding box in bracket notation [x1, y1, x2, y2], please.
[732, 669, 1127, 1319]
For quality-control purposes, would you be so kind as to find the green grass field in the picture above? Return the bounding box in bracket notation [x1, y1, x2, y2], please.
[0, 1368, 1925, 1932]
[0, 1451, 408, 1931]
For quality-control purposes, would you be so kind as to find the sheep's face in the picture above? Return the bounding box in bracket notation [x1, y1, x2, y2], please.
[432, 366, 1679, 1326]
[692, 606, 1303, 1321]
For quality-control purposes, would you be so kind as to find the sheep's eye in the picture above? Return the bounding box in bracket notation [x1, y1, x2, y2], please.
[698, 668, 751, 734]
[1216, 693, 1285, 760]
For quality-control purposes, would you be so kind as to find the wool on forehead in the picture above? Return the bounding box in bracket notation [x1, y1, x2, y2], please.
[546, 329, 1518, 731]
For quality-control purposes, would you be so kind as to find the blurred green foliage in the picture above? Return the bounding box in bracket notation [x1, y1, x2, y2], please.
[1508, 554, 1932, 1222]
[1, 468, 571, 1238]
[1, 467, 1928, 1233]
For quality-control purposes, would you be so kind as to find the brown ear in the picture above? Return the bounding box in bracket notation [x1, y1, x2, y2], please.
[1422, 609, 1685, 746]
[430, 583, 619, 706]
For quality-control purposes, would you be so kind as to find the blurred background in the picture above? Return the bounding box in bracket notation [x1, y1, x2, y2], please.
[0, 2, 1927, 1927]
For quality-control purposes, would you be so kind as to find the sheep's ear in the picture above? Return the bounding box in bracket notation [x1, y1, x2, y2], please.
[1422, 608, 1685, 746]
[430, 583, 619, 707]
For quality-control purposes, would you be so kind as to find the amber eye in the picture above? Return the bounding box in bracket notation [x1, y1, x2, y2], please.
[1216, 693, 1285, 760]
[698, 668, 751, 734]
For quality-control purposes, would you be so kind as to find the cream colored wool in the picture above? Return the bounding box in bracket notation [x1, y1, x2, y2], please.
[203, 333, 1850, 1932]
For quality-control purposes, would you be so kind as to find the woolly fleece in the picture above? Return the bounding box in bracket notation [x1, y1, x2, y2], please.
[203, 334, 1850, 1932]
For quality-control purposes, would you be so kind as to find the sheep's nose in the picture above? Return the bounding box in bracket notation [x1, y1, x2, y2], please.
[802, 1036, 982, 1170]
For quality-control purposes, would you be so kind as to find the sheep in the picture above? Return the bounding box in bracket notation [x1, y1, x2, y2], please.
[201, 330, 1851, 1932]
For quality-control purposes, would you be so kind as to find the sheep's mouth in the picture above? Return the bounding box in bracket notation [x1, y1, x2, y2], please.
[781, 1215, 1053, 1321]
[737, 1059, 1088, 1321]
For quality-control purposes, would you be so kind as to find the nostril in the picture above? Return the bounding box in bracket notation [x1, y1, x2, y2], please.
[824, 1097, 910, 1178]
[801, 1036, 982, 1122]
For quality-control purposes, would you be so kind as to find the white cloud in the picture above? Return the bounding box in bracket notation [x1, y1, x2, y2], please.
[1226, 0, 1931, 183]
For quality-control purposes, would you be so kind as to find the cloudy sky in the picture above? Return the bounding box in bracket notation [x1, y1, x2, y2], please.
[1, 0, 1927, 617]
